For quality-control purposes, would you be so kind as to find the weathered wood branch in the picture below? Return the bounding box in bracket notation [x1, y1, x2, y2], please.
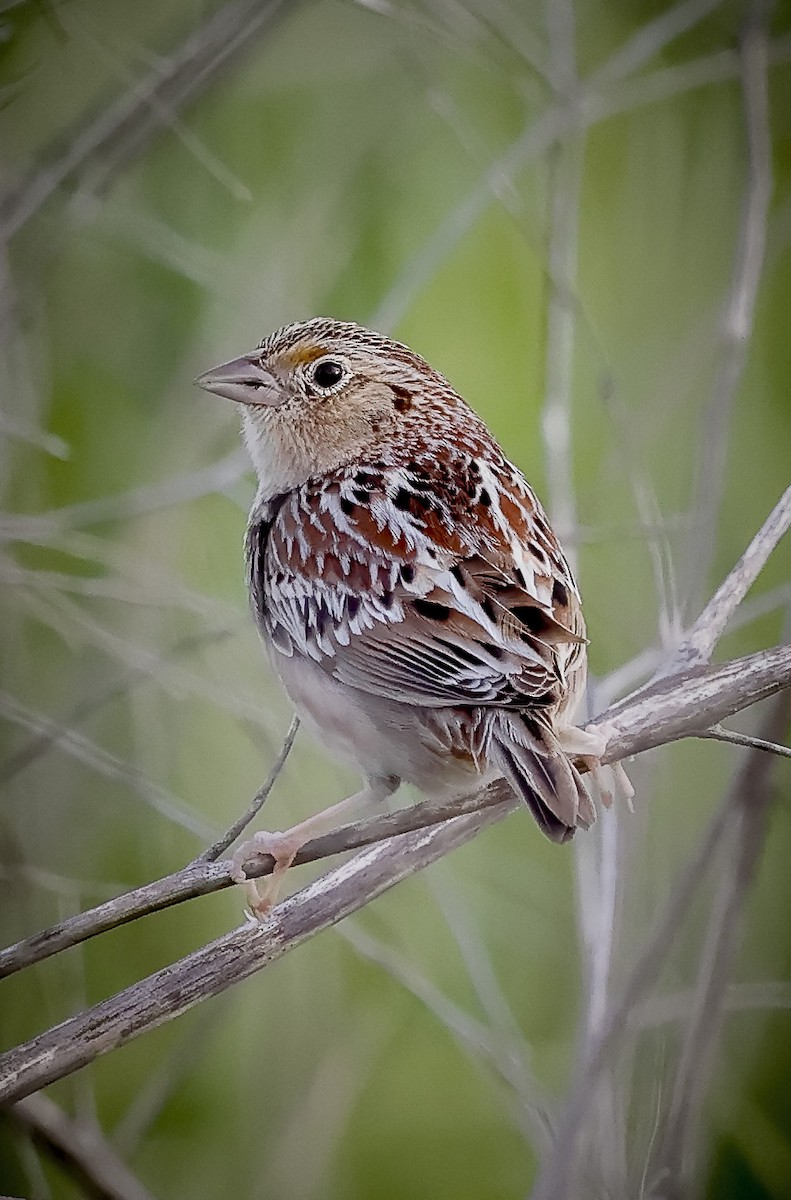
[1, 644, 789, 986]
[0, 642, 788, 1104]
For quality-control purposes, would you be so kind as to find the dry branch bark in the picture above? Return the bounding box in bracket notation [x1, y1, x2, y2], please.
[0, 643, 789, 1104]
[1, 645, 789, 985]
[529, 688, 791, 1200]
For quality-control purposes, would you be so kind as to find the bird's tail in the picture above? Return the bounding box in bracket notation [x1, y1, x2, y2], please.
[489, 711, 596, 843]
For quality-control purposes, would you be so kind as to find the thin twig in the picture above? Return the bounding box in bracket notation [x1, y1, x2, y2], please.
[528, 796, 734, 1200]
[682, 2, 774, 617]
[0, 629, 231, 786]
[0, 0, 300, 240]
[193, 716, 300, 863]
[653, 687, 791, 1194]
[591, 0, 723, 86]
[5, 1094, 156, 1200]
[636, 980, 791, 1028]
[0, 646, 789, 1104]
[695, 723, 791, 760]
[1, 644, 788, 984]
[541, 0, 582, 568]
[0, 805, 508, 1104]
[340, 919, 553, 1150]
[372, 18, 791, 333]
[658, 484, 791, 677]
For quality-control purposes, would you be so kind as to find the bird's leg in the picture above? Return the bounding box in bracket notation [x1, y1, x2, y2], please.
[557, 722, 634, 811]
[230, 774, 399, 918]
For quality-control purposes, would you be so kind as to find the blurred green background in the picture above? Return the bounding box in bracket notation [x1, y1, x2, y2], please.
[1, 1, 790, 1197]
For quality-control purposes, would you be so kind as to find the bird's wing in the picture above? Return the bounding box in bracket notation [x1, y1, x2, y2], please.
[249, 449, 584, 712]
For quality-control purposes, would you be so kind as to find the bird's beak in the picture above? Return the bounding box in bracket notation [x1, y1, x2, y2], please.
[194, 353, 283, 407]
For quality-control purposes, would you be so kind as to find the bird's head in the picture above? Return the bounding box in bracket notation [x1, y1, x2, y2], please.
[196, 318, 461, 496]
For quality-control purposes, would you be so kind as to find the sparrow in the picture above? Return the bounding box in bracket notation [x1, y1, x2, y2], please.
[197, 318, 615, 913]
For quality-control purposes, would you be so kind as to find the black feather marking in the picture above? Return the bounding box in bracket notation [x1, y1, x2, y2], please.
[481, 596, 496, 622]
[355, 470, 382, 488]
[433, 637, 481, 666]
[315, 601, 331, 637]
[491, 741, 575, 843]
[512, 605, 552, 635]
[413, 598, 451, 622]
[392, 385, 413, 412]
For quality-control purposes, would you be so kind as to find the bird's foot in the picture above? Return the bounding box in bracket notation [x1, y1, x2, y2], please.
[558, 721, 635, 811]
[230, 829, 304, 920]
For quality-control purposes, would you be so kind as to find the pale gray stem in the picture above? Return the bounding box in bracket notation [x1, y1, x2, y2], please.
[1, 645, 789, 986]
[652, 688, 791, 1195]
[659, 483, 791, 677]
[193, 716, 300, 863]
[695, 723, 791, 760]
[0, 647, 789, 1102]
[592, 0, 724, 85]
[0, 0, 300, 240]
[528, 797, 734, 1200]
[541, 5, 582, 565]
[0, 807, 507, 1105]
[6, 1093, 156, 1200]
[682, 3, 774, 617]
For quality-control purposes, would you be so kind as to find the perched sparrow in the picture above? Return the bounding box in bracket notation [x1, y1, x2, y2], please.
[197, 318, 611, 913]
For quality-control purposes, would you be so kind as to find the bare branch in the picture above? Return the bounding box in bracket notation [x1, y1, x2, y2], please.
[528, 683, 790, 1200]
[0, 805, 506, 1104]
[596, 643, 791, 759]
[0, 0, 300, 240]
[683, 5, 774, 616]
[0, 644, 789, 1102]
[695, 724, 791, 760]
[541, 0, 582, 566]
[653, 688, 791, 1191]
[592, 0, 723, 86]
[5, 1094, 155, 1200]
[637, 980, 791, 1027]
[661, 485, 791, 676]
[194, 716, 300, 864]
[1, 644, 788, 985]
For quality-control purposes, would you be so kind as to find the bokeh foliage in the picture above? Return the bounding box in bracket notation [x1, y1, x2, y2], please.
[1, 1, 790, 1197]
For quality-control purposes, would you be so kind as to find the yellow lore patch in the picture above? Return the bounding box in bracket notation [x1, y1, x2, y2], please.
[280, 343, 327, 368]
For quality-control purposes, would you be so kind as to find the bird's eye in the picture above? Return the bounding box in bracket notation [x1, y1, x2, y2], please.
[311, 359, 345, 390]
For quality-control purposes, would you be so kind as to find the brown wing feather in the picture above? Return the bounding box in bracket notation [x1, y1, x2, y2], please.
[248, 445, 592, 836]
